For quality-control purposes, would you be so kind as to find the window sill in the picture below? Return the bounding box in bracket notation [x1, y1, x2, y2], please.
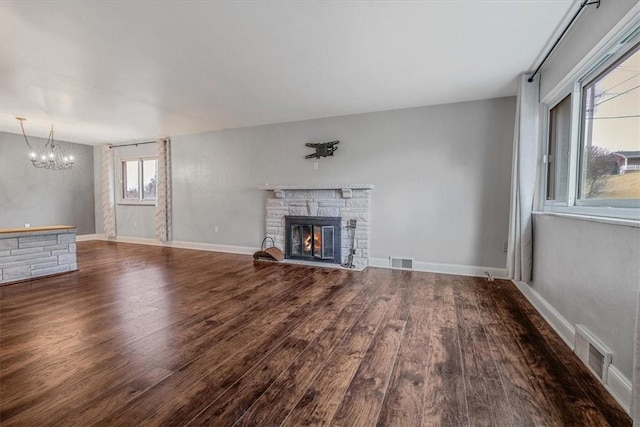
[533, 210, 640, 228]
[117, 201, 156, 207]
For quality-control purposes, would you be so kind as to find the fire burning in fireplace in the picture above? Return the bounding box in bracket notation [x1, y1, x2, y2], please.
[302, 227, 324, 253]
[304, 233, 311, 252]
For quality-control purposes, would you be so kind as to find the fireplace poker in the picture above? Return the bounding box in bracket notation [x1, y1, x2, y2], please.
[342, 219, 357, 269]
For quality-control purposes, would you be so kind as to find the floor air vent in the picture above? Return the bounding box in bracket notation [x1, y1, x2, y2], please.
[574, 324, 611, 383]
[389, 257, 413, 270]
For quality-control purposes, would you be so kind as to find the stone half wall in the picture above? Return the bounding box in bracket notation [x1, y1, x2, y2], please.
[0, 227, 78, 284]
[262, 185, 373, 269]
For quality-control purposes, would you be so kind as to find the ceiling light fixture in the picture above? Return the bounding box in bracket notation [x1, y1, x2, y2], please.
[16, 117, 73, 170]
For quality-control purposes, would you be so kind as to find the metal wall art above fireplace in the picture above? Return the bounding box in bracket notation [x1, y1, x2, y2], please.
[285, 216, 341, 264]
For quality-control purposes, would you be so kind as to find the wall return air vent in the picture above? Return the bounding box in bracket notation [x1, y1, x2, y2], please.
[574, 324, 612, 383]
[389, 257, 413, 270]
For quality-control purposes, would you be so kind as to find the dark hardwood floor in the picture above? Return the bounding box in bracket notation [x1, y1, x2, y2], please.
[0, 241, 631, 426]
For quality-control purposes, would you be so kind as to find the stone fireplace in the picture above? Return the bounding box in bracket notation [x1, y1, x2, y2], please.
[259, 184, 373, 269]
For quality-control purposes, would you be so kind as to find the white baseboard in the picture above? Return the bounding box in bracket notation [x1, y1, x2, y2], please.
[368, 257, 507, 279]
[606, 365, 633, 414]
[76, 234, 100, 242]
[86, 234, 258, 255]
[512, 280, 632, 415]
[170, 240, 257, 255]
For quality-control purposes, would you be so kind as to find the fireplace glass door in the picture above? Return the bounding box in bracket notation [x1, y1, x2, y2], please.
[320, 226, 334, 259]
[285, 216, 341, 263]
[291, 225, 312, 257]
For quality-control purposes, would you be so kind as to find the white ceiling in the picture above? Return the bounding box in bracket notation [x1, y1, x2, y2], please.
[0, 0, 574, 145]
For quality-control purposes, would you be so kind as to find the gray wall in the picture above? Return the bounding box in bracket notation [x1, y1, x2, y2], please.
[0, 131, 95, 234]
[532, 215, 640, 379]
[166, 97, 515, 269]
[540, 0, 637, 99]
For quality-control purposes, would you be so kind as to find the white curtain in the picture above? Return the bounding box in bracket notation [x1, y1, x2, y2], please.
[633, 289, 639, 426]
[155, 138, 172, 241]
[507, 74, 540, 282]
[101, 145, 117, 238]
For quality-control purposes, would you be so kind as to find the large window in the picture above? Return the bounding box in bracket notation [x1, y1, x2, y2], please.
[120, 158, 157, 204]
[542, 30, 640, 219]
[579, 44, 640, 202]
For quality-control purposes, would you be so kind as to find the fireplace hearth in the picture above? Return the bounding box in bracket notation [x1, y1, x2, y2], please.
[285, 216, 341, 264]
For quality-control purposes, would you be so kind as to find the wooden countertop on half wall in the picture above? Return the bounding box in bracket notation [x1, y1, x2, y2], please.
[0, 225, 76, 234]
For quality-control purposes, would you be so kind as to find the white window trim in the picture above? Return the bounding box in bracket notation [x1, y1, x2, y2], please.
[117, 156, 158, 206]
[542, 204, 640, 222]
[533, 210, 640, 229]
[539, 9, 640, 221]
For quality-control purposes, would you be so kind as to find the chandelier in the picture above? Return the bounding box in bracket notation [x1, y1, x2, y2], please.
[16, 117, 73, 170]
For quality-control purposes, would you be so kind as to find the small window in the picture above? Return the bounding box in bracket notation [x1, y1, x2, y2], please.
[546, 94, 572, 201]
[120, 158, 157, 204]
[579, 44, 640, 202]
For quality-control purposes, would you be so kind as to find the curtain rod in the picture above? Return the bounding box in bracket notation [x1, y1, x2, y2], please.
[528, 0, 600, 83]
[108, 141, 156, 149]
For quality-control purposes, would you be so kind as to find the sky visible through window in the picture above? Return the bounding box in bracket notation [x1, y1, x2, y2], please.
[590, 48, 640, 152]
[582, 46, 640, 200]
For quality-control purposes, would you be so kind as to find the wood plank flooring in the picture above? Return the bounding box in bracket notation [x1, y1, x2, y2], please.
[0, 241, 631, 426]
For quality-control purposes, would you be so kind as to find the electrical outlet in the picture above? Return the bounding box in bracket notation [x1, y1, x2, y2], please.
[214, 226, 219, 233]
[313, 162, 319, 170]
[503, 241, 508, 253]
[24, 223, 30, 228]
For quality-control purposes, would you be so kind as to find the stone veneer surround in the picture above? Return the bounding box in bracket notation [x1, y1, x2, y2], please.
[0, 226, 78, 284]
[260, 185, 373, 269]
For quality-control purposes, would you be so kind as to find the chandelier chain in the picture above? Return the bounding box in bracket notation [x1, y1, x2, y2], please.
[18, 119, 34, 150]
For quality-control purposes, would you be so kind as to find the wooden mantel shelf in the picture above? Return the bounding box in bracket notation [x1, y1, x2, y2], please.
[0, 225, 76, 234]
[258, 184, 374, 191]
[258, 184, 374, 199]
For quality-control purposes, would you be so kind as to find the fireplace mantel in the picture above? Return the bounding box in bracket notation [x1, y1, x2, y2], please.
[259, 184, 374, 199]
